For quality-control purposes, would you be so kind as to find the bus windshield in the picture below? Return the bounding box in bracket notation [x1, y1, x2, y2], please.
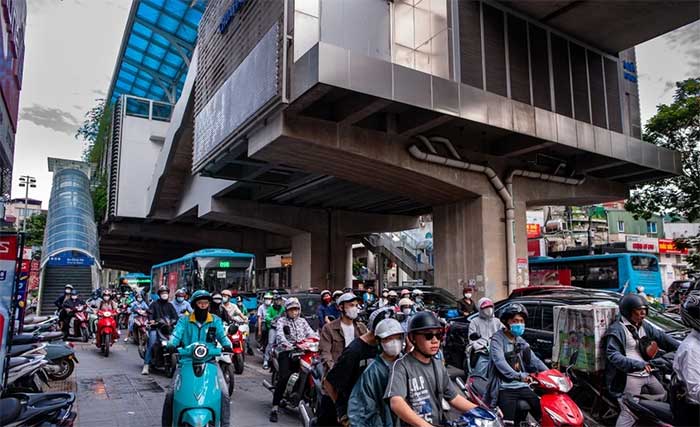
[631, 256, 659, 271]
[193, 256, 254, 293]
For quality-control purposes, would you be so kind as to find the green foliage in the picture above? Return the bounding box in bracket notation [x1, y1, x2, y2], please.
[92, 174, 107, 223]
[625, 78, 700, 270]
[25, 213, 47, 247]
[76, 99, 112, 164]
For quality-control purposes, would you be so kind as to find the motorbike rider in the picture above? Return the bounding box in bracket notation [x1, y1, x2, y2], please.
[269, 297, 318, 423]
[317, 289, 340, 330]
[263, 293, 286, 370]
[210, 292, 232, 323]
[348, 318, 404, 427]
[387, 290, 399, 309]
[412, 289, 425, 311]
[171, 288, 192, 317]
[378, 289, 390, 307]
[672, 291, 700, 426]
[400, 289, 411, 301]
[220, 289, 247, 323]
[467, 297, 503, 377]
[142, 286, 179, 375]
[398, 298, 415, 332]
[98, 289, 119, 312]
[458, 287, 477, 317]
[319, 292, 368, 371]
[56, 284, 74, 335]
[386, 312, 477, 427]
[125, 292, 149, 343]
[484, 304, 548, 426]
[162, 290, 233, 427]
[603, 293, 680, 427]
[257, 292, 274, 354]
[61, 290, 85, 338]
[325, 306, 396, 426]
[363, 285, 377, 306]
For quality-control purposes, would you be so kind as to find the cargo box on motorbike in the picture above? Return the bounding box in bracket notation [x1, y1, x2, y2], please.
[552, 303, 618, 373]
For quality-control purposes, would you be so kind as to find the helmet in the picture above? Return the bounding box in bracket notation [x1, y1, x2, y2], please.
[388, 290, 398, 297]
[619, 294, 648, 319]
[263, 292, 273, 299]
[190, 289, 211, 304]
[285, 297, 301, 310]
[478, 297, 494, 309]
[499, 303, 529, 324]
[680, 291, 700, 332]
[157, 286, 169, 295]
[400, 289, 410, 297]
[399, 298, 414, 308]
[221, 289, 233, 298]
[102, 289, 112, 296]
[368, 307, 395, 333]
[175, 288, 187, 297]
[212, 293, 223, 302]
[375, 318, 404, 339]
[412, 289, 424, 297]
[64, 284, 74, 290]
[273, 293, 284, 302]
[408, 312, 442, 333]
[320, 290, 331, 297]
[337, 292, 360, 305]
[332, 290, 343, 299]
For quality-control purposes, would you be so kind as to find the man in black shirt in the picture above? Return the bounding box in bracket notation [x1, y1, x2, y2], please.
[325, 307, 396, 425]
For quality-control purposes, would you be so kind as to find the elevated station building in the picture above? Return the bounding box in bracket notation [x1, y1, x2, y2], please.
[99, 0, 698, 299]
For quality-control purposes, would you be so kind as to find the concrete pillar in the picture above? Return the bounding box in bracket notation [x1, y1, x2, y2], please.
[254, 249, 267, 289]
[291, 232, 328, 290]
[514, 199, 530, 288]
[433, 196, 509, 302]
[346, 243, 354, 288]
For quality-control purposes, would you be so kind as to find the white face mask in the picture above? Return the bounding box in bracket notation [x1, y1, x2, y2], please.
[345, 306, 359, 320]
[264, 299, 272, 305]
[481, 307, 494, 318]
[402, 308, 412, 315]
[160, 294, 169, 301]
[222, 297, 230, 303]
[464, 293, 472, 299]
[382, 339, 403, 357]
[415, 297, 423, 302]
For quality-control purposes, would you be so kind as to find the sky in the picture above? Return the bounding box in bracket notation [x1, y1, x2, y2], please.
[9, 1, 700, 204]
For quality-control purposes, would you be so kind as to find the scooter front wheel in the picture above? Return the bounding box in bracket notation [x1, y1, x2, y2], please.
[137, 333, 147, 359]
[166, 353, 177, 378]
[233, 353, 244, 375]
[81, 325, 89, 342]
[102, 333, 110, 357]
[222, 362, 235, 396]
[47, 357, 75, 380]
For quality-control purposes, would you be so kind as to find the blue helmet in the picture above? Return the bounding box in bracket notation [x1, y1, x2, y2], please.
[190, 289, 211, 304]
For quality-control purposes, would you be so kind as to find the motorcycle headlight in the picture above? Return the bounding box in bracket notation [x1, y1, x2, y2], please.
[103, 311, 112, 317]
[193, 345, 208, 359]
[548, 374, 573, 393]
[161, 340, 168, 348]
[474, 418, 498, 427]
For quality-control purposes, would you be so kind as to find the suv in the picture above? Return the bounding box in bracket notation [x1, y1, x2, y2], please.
[444, 287, 688, 370]
[668, 279, 698, 304]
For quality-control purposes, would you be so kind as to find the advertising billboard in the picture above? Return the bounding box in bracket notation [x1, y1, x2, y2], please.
[658, 238, 689, 255]
[0, 233, 18, 387]
[625, 235, 659, 253]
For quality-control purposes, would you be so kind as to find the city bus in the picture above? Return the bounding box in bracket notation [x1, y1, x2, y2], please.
[118, 273, 152, 295]
[529, 253, 663, 297]
[150, 249, 255, 300]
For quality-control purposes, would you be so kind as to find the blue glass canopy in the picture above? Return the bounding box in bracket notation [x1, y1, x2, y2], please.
[107, 0, 207, 104]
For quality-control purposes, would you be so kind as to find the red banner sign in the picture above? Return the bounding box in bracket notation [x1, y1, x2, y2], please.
[526, 223, 542, 238]
[658, 239, 688, 255]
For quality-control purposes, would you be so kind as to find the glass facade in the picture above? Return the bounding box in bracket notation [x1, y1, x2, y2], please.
[41, 168, 99, 267]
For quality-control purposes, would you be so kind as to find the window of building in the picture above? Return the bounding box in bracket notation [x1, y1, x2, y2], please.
[617, 220, 625, 233]
[647, 221, 657, 234]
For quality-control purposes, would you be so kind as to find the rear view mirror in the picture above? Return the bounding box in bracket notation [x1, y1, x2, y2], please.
[228, 324, 239, 335]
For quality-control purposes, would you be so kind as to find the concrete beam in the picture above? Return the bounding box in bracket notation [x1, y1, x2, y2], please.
[336, 97, 392, 126]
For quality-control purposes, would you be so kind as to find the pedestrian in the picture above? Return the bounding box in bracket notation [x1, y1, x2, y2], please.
[171, 288, 193, 317]
[319, 292, 367, 371]
[317, 289, 340, 329]
[458, 287, 477, 316]
[347, 318, 404, 427]
[385, 312, 477, 426]
[661, 289, 670, 308]
[263, 294, 285, 370]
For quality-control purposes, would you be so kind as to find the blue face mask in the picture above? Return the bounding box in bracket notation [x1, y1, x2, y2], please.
[176, 297, 184, 303]
[510, 323, 525, 336]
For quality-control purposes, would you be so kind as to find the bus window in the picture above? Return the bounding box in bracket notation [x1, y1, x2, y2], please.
[584, 258, 619, 289]
[631, 256, 659, 271]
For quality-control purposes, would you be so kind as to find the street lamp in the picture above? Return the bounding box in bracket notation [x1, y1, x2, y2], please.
[18, 175, 36, 232]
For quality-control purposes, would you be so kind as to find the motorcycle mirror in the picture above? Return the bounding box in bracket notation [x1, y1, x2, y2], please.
[228, 324, 239, 335]
[568, 351, 579, 366]
[283, 326, 291, 335]
[469, 332, 481, 341]
[455, 376, 466, 390]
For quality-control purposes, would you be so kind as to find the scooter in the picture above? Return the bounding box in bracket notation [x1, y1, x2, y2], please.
[63, 305, 90, 342]
[22, 315, 59, 334]
[96, 309, 119, 357]
[464, 332, 490, 378]
[227, 322, 248, 374]
[168, 342, 226, 427]
[620, 394, 673, 427]
[447, 407, 504, 427]
[11, 333, 78, 381]
[132, 308, 149, 359]
[0, 392, 77, 427]
[149, 318, 177, 377]
[117, 303, 130, 330]
[6, 355, 49, 393]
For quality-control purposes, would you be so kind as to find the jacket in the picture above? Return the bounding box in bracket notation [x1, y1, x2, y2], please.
[316, 303, 340, 329]
[98, 299, 119, 312]
[149, 299, 179, 323]
[347, 356, 394, 427]
[222, 302, 247, 323]
[275, 315, 318, 352]
[54, 294, 70, 309]
[265, 305, 285, 329]
[129, 300, 149, 318]
[319, 318, 368, 370]
[171, 299, 193, 317]
[603, 319, 680, 396]
[168, 312, 232, 349]
[674, 330, 700, 404]
[484, 329, 548, 408]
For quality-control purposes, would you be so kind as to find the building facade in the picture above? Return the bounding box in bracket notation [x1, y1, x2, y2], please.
[3, 197, 43, 229]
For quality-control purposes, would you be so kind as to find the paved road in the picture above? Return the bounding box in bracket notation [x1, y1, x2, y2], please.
[70, 337, 300, 427]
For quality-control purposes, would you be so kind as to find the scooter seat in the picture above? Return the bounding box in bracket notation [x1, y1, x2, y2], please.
[24, 315, 51, 324]
[637, 399, 674, 424]
[12, 333, 40, 345]
[9, 357, 29, 369]
[0, 397, 22, 425]
[40, 331, 64, 341]
[9, 344, 40, 357]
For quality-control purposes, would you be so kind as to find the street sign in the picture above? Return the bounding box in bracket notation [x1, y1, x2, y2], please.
[625, 235, 659, 253]
[46, 252, 94, 266]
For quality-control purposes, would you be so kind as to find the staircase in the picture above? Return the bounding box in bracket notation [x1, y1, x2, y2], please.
[39, 266, 94, 315]
[361, 231, 433, 283]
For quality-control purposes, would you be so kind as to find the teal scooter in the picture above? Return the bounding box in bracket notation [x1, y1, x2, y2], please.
[169, 342, 225, 427]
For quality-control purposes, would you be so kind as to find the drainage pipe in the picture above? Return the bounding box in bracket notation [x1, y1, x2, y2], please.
[409, 139, 585, 292]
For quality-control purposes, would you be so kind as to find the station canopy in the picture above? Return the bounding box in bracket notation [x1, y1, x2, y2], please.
[107, 0, 207, 105]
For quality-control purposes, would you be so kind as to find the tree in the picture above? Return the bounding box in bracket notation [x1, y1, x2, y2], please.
[25, 213, 47, 247]
[625, 77, 700, 269]
[76, 99, 111, 223]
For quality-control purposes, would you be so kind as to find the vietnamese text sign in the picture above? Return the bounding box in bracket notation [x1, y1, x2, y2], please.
[625, 235, 659, 253]
[0, 234, 18, 387]
[658, 239, 688, 255]
[526, 223, 542, 239]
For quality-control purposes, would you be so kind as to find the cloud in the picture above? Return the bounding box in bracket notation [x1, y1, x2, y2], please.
[92, 88, 106, 96]
[19, 104, 81, 135]
[664, 21, 700, 69]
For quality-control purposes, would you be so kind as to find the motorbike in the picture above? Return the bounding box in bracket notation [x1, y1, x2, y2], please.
[0, 392, 77, 427]
[63, 305, 90, 342]
[464, 332, 490, 378]
[117, 303, 130, 330]
[6, 354, 49, 393]
[22, 315, 59, 334]
[620, 394, 673, 427]
[132, 308, 149, 359]
[228, 322, 248, 374]
[446, 408, 504, 427]
[12, 332, 78, 381]
[148, 317, 177, 377]
[96, 309, 119, 357]
[263, 335, 323, 426]
[167, 342, 226, 427]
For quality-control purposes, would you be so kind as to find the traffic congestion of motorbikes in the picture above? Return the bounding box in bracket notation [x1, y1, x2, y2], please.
[2, 281, 699, 427]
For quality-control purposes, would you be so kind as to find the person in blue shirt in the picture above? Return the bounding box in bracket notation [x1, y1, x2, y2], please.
[171, 288, 192, 317]
[124, 292, 148, 343]
[316, 289, 340, 330]
[362, 285, 377, 306]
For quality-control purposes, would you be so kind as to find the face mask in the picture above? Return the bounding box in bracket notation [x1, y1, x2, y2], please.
[104, 296, 110, 301]
[481, 307, 493, 318]
[402, 308, 412, 315]
[510, 323, 525, 337]
[345, 306, 359, 320]
[322, 296, 331, 303]
[415, 297, 423, 302]
[160, 294, 169, 301]
[136, 297, 142, 302]
[71, 295, 77, 300]
[264, 299, 272, 305]
[464, 293, 472, 299]
[382, 339, 403, 357]
[213, 299, 222, 304]
[222, 297, 230, 303]
[194, 306, 208, 323]
[382, 294, 388, 299]
[65, 289, 72, 294]
[176, 296, 184, 303]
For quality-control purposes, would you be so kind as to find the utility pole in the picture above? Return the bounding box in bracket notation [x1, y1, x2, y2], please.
[18, 175, 36, 232]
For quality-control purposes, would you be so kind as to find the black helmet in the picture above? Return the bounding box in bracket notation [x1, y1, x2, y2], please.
[157, 286, 169, 295]
[499, 303, 528, 324]
[368, 306, 395, 333]
[619, 294, 648, 319]
[680, 291, 700, 332]
[408, 312, 442, 333]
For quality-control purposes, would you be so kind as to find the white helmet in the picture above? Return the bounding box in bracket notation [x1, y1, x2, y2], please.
[399, 298, 414, 308]
[412, 289, 424, 297]
[387, 290, 398, 297]
[374, 318, 404, 339]
[285, 297, 301, 310]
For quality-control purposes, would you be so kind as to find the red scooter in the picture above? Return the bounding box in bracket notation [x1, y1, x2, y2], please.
[227, 322, 248, 374]
[95, 309, 119, 357]
[64, 304, 90, 342]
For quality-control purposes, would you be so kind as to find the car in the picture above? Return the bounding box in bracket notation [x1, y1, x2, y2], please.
[444, 286, 689, 371]
[386, 285, 460, 319]
[668, 279, 699, 304]
[255, 288, 289, 300]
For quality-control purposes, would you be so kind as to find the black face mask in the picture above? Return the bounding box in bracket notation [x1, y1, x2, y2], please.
[194, 306, 208, 323]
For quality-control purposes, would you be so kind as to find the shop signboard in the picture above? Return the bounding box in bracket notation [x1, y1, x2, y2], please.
[625, 235, 658, 253]
[15, 259, 29, 332]
[658, 239, 688, 255]
[0, 234, 18, 387]
[27, 259, 39, 291]
[527, 239, 546, 257]
[526, 224, 542, 238]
